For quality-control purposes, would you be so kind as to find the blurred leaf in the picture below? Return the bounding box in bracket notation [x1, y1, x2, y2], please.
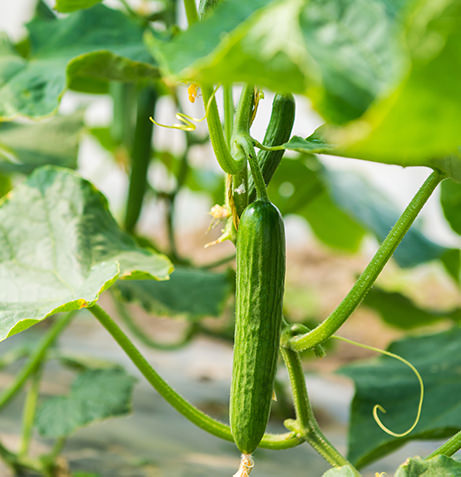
[0, 113, 83, 174]
[363, 287, 461, 329]
[55, 0, 103, 12]
[440, 248, 461, 285]
[324, 169, 446, 268]
[395, 456, 461, 477]
[54, 352, 121, 372]
[36, 368, 136, 438]
[152, 0, 402, 123]
[0, 5, 158, 119]
[322, 466, 358, 477]
[441, 179, 461, 235]
[268, 155, 366, 252]
[339, 328, 461, 467]
[117, 267, 232, 320]
[331, 1, 461, 180]
[0, 166, 172, 342]
[268, 155, 446, 265]
[0, 173, 11, 197]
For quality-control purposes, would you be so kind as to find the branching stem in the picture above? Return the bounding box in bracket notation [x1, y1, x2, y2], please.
[89, 304, 302, 450]
[289, 170, 444, 351]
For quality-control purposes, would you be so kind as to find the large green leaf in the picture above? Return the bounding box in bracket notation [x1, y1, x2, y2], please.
[117, 267, 233, 320]
[55, 0, 103, 12]
[394, 456, 461, 477]
[36, 368, 136, 438]
[152, 0, 402, 123]
[0, 113, 83, 174]
[339, 328, 461, 468]
[0, 166, 172, 342]
[331, 0, 461, 179]
[363, 287, 461, 329]
[441, 179, 461, 235]
[0, 5, 158, 119]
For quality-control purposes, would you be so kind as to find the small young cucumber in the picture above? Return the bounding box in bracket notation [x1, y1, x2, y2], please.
[248, 94, 295, 202]
[230, 199, 286, 454]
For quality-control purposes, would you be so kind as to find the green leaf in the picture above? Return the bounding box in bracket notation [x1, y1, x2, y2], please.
[441, 179, 461, 235]
[267, 155, 367, 252]
[55, 0, 103, 13]
[0, 5, 158, 119]
[362, 287, 461, 329]
[339, 328, 461, 468]
[324, 169, 446, 268]
[0, 166, 172, 342]
[153, 0, 401, 123]
[267, 155, 446, 265]
[440, 248, 461, 285]
[331, 1, 461, 179]
[36, 368, 136, 438]
[0, 113, 83, 174]
[322, 466, 358, 477]
[395, 455, 461, 477]
[117, 267, 232, 320]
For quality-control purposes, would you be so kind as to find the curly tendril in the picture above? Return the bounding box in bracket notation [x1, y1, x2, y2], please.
[149, 85, 220, 132]
[332, 335, 424, 438]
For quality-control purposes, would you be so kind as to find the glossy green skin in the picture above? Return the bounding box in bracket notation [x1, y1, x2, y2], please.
[248, 94, 295, 202]
[230, 200, 286, 454]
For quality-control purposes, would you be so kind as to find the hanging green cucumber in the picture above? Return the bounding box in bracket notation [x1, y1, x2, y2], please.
[230, 199, 286, 455]
[248, 93, 295, 202]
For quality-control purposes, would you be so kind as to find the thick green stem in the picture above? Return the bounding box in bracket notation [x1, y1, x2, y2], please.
[89, 304, 301, 450]
[233, 85, 254, 136]
[202, 86, 243, 174]
[427, 430, 461, 459]
[231, 86, 256, 214]
[223, 85, 234, 147]
[19, 364, 42, 457]
[0, 313, 74, 409]
[289, 170, 443, 352]
[112, 293, 197, 351]
[184, 0, 199, 25]
[245, 140, 268, 201]
[124, 87, 157, 233]
[281, 347, 357, 471]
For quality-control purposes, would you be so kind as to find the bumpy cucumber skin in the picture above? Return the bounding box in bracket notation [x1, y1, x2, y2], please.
[248, 94, 295, 202]
[230, 200, 286, 454]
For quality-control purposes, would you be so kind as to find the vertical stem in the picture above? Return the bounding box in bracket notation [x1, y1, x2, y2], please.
[231, 85, 255, 214]
[223, 85, 234, 147]
[427, 430, 461, 459]
[110, 82, 136, 148]
[124, 86, 157, 233]
[289, 170, 444, 351]
[0, 312, 74, 410]
[202, 85, 242, 174]
[19, 365, 43, 457]
[184, 0, 199, 25]
[281, 347, 358, 472]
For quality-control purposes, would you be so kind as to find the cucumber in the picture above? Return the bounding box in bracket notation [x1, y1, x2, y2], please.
[248, 94, 295, 202]
[230, 199, 286, 454]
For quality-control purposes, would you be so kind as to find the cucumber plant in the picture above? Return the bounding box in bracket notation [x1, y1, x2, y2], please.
[0, 0, 459, 476]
